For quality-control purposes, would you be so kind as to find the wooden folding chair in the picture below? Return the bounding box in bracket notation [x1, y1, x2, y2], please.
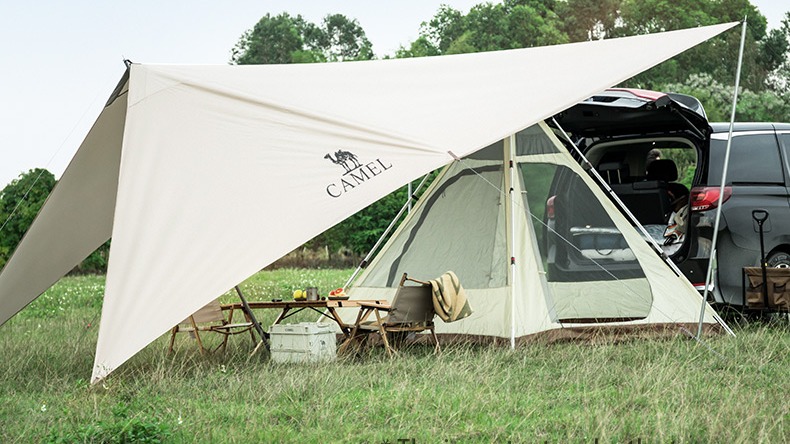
[341, 273, 440, 356]
[168, 299, 256, 354]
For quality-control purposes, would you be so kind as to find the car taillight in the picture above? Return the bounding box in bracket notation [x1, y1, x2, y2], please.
[693, 282, 713, 292]
[546, 195, 556, 219]
[690, 186, 732, 212]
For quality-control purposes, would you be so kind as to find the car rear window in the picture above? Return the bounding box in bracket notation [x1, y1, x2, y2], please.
[708, 134, 784, 185]
[780, 133, 790, 159]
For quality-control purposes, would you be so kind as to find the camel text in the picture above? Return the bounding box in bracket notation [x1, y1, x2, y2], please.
[326, 159, 393, 198]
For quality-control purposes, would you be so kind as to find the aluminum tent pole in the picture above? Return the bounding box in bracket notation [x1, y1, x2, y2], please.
[507, 134, 517, 349]
[696, 19, 748, 339]
[408, 182, 413, 213]
[234, 286, 266, 341]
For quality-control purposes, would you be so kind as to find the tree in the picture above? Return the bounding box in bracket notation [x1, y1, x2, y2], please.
[231, 13, 318, 65]
[308, 186, 410, 255]
[662, 73, 790, 122]
[766, 12, 790, 94]
[400, 1, 787, 91]
[558, 0, 622, 41]
[0, 169, 110, 273]
[758, 27, 789, 74]
[504, 0, 569, 47]
[614, 0, 781, 92]
[411, 1, 568, 56]
[0, 169, 56, 269]
[395, 36, 441, 58]
[231, 13, 373, 65]
[315, 14, 373, 61]
[419, 5, 466, 54]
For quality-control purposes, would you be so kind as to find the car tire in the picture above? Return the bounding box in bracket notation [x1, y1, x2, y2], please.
[766, 251, 790, 268]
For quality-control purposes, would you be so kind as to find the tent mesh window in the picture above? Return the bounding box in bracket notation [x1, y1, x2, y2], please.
[358, 142, 508, 289]
[516, 126, 653, 322]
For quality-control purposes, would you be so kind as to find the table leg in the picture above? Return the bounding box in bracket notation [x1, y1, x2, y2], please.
[249, 307, 291, 357]
[273, 307, 290, 325]
[338, 307, 371, 355]
[324, 307, 349, 337]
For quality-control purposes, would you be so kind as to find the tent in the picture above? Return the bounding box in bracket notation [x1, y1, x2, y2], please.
[0, 22, 737, 383]
[345, 122, 725, 343]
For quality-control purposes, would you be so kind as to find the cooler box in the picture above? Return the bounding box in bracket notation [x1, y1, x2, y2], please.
[268, 322, 337, 363]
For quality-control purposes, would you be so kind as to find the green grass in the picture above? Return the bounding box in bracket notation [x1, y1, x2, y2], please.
[1, 270, 788, 442]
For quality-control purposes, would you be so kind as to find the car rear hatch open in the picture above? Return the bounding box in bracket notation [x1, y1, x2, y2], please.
[551, 89, 710, 140]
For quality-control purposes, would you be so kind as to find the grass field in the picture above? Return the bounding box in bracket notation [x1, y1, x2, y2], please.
[0, 269, 788, 443]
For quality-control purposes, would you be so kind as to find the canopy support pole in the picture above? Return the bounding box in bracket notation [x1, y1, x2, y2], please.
[234, 285, 266, 341]
[697, 19, 748, 339]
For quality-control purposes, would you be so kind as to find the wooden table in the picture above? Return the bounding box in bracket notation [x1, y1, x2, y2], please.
[223, 299, 384, 354]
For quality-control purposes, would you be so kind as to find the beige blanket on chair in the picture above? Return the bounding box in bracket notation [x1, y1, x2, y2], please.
[429, 271, 473, 323]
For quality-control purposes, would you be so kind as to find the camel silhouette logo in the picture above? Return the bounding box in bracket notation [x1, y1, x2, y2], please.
[323, 149, 393, 199]
[324, 150, 362, 174]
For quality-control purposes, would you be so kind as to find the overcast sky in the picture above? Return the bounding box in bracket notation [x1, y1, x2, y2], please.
[0, 0, 786, 188]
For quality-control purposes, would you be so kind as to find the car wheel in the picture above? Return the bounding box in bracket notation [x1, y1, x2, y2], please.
[766, 251, 790, 268]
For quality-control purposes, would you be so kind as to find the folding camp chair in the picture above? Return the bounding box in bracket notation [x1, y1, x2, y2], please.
[341, 273, 440, 356]
[168, 298, 256, 354]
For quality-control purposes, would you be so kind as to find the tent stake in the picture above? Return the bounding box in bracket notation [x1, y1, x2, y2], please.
[697, 19, 748, 339]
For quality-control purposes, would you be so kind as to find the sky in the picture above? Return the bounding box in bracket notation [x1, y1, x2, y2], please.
[0, 0, 786, 188]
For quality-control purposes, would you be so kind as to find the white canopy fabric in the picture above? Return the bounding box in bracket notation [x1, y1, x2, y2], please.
[0, 22, 737, 382]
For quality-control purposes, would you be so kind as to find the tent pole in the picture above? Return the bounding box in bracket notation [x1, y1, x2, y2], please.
[507, 134, 517, 349]
[407, 182, 413, 213]
[343, 174, 431, 290]
[697, 19, 747, 339]
[234, 285, 266, 341]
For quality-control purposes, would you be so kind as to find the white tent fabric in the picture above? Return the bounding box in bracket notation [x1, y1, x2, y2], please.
[347, 122, 722, 340]
[0, 85, 126, 329]
[0, 22, 737, 383]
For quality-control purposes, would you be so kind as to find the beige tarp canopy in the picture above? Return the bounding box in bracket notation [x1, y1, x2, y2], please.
[0, 22, 737, 382]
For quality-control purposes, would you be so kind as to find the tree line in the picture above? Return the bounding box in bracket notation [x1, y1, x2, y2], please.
[1, 0, 789, 271]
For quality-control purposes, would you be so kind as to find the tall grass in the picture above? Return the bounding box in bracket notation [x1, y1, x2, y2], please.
[0, 270, 787, 442]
